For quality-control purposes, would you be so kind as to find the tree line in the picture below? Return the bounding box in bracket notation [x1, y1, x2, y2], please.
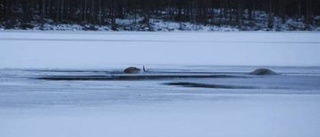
[0, 0, 319, 30]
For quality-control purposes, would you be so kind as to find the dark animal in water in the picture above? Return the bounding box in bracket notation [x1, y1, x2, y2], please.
[124, 67, 141, 74]
[250, 68, 277, 75]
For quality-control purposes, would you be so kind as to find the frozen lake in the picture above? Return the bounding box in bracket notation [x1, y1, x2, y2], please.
[1, 31, 320, 68]
[0, 31, 320, 137]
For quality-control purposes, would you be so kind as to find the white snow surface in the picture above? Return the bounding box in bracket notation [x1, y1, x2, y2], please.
[1, 31, 320, 137]
[0, 31, 320, 68]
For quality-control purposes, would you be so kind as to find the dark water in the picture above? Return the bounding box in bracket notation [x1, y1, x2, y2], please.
[1, 66, 320, 108]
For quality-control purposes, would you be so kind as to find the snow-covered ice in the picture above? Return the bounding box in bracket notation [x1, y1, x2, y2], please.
[0, 31, 320, 137]
[0, 31, 320, 68]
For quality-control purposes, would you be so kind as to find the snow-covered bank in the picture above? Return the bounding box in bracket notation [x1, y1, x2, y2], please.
[0, 19, 240, 32]
[1, 17, 320, 32]
[0, 31, 320, 68]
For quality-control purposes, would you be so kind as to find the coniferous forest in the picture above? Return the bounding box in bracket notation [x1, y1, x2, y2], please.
[1, 0, 320, 31]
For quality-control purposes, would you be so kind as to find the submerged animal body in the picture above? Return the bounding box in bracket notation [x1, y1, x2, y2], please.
[124, 67, 141, 74]
[250, 68, 277, 75]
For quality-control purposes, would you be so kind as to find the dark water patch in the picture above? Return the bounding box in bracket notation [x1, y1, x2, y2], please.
[21, 69, 248, 76]
[23, 69, 122, 74]
[37, 74, 246, 81]
[148, 71, 246, 75]
[164, 82, 256, 89]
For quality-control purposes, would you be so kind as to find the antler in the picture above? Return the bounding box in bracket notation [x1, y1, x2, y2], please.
[143, 65, 149, 72]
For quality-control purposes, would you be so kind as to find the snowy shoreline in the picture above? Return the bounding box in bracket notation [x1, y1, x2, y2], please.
[1, 17, 320, 32]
